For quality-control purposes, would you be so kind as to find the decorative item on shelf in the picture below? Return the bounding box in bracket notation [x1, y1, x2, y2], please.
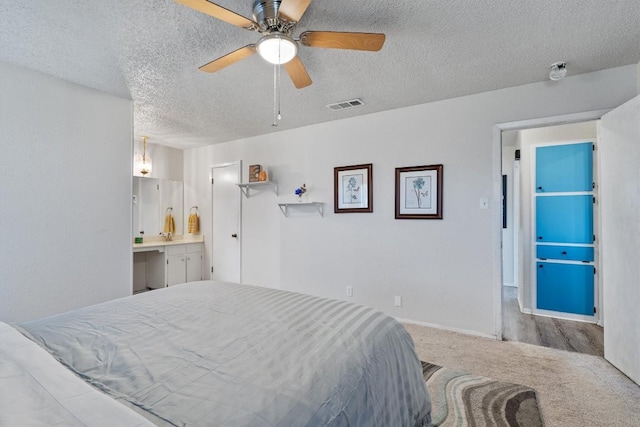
[249, 164, 262, 182]
[188, 206, 200, 234]
[295, 183, 307, 201]
[258, 170, 268, 182]
[134, 231, 144, 244]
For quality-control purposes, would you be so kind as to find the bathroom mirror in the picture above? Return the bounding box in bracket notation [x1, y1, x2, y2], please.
[133, 177, 183, 239]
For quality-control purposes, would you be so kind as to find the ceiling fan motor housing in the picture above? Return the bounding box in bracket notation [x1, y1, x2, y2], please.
[253, 0, 294, 33]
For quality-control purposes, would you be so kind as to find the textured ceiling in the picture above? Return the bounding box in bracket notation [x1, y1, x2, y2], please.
[1, 0, 639, 149]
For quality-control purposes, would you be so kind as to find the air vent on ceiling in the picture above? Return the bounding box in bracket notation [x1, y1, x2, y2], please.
[327, 98, 364, 111]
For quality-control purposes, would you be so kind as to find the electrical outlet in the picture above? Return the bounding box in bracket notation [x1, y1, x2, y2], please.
[394, 296, 402, 307]
[346, 286, 353, 297]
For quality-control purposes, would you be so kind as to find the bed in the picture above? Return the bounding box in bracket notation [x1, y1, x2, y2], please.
[6, 281, 431, 426]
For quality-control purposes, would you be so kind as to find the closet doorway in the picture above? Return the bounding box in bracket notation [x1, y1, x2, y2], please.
[500, 121, 604, 356]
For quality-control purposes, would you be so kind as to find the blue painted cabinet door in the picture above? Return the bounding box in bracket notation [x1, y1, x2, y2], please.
[536, 195, 593, 244]
[537, 263, 595, 315]
[535, 142, 594, 316]
[536, 142, 593, 193]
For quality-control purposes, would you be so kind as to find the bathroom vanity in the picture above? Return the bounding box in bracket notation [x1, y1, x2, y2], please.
[133, 237, 204, 290]
[132, 176, 203, 291]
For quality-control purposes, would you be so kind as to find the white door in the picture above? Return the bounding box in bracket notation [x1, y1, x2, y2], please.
[598, 95, 640, 385]
[211, 162, 242, 283]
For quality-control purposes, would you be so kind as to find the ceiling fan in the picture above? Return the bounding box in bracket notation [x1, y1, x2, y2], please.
[175, 0, 386, 89]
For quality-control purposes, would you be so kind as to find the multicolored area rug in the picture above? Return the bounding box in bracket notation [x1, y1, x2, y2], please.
[422, 361, 544, 426]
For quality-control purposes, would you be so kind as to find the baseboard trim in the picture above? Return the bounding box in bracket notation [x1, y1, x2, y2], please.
[518, 298, 532, 314]
[396, 317, 497, 340]
[530, 309, 597, 324]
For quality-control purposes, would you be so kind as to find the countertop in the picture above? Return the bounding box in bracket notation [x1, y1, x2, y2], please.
[133, 235, 204, 252]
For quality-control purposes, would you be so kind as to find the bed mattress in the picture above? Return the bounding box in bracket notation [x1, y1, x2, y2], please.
[0, 321, 153, 426]
[17, 281, 431, 426]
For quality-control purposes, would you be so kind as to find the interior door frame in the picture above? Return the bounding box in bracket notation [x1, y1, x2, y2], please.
[211, 161, 242, 284]
[529, 140, 598, 323]
[513, 160, 522, 309]
[493, 108, 611, 339]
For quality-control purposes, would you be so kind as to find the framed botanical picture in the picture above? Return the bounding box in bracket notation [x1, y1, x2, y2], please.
[334, 163, 373, 213]
[395, 164, 443, 219]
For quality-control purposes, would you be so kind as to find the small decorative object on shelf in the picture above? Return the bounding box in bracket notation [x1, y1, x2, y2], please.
[295, 183, 307, 201]
[258, 170, 268, 181]
[249, 164, 262, 182]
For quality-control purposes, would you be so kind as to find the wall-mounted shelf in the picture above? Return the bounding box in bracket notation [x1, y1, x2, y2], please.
[278, 202, 324, 217]
[236, 181, 278, 198]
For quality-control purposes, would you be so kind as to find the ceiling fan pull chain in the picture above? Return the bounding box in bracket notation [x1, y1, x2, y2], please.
[272, 63, 277, 126]
[272, 44, 282, 127]
[277, 61, 282, 122]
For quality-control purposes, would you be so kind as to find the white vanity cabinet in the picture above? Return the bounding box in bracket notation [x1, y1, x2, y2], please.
[133, 238, 204, 291]
[166, 244, 203, 286]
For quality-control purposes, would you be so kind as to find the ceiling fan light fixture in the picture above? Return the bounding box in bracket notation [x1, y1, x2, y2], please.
[257, 33, 297, 64]
[549, 61, 567, 81]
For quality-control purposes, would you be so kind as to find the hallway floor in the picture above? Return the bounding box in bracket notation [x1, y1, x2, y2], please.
[502, 286, 604, 356]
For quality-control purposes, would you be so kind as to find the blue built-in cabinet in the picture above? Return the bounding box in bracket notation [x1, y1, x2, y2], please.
[535, 142, 595, 317]
[537, 262, 595, 314]
[536, 195, 593, 244]
[536, 142, 593, 193]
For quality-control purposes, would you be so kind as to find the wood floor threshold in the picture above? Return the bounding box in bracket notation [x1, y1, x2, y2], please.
[502, 286, 604, 357]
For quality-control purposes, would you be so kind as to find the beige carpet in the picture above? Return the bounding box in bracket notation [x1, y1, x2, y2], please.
[405, 323, 640, 427]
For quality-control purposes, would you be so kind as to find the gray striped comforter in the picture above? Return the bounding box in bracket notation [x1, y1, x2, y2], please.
[18, 281, 431, 426]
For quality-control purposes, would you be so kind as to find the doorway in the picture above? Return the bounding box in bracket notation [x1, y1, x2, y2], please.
[500, 121, 604, 356]
[211, 162, 242, 283]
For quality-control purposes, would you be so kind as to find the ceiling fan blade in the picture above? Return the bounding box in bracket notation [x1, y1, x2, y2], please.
[199, 45, 257, 73]
[175, 0, 258, 30]
[278, 0, 312, 23]
[300, 31, 385, 51]
[284, 56, 312, 89]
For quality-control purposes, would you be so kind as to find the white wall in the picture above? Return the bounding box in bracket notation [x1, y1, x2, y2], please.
[185, 65, 637, 337]
[637, 60, 640, 94]
[0, 61, 133, 323]
[516, 121, 598, 312]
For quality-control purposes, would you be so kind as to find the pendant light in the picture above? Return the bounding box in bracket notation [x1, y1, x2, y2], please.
[135, 136, 152, 176]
